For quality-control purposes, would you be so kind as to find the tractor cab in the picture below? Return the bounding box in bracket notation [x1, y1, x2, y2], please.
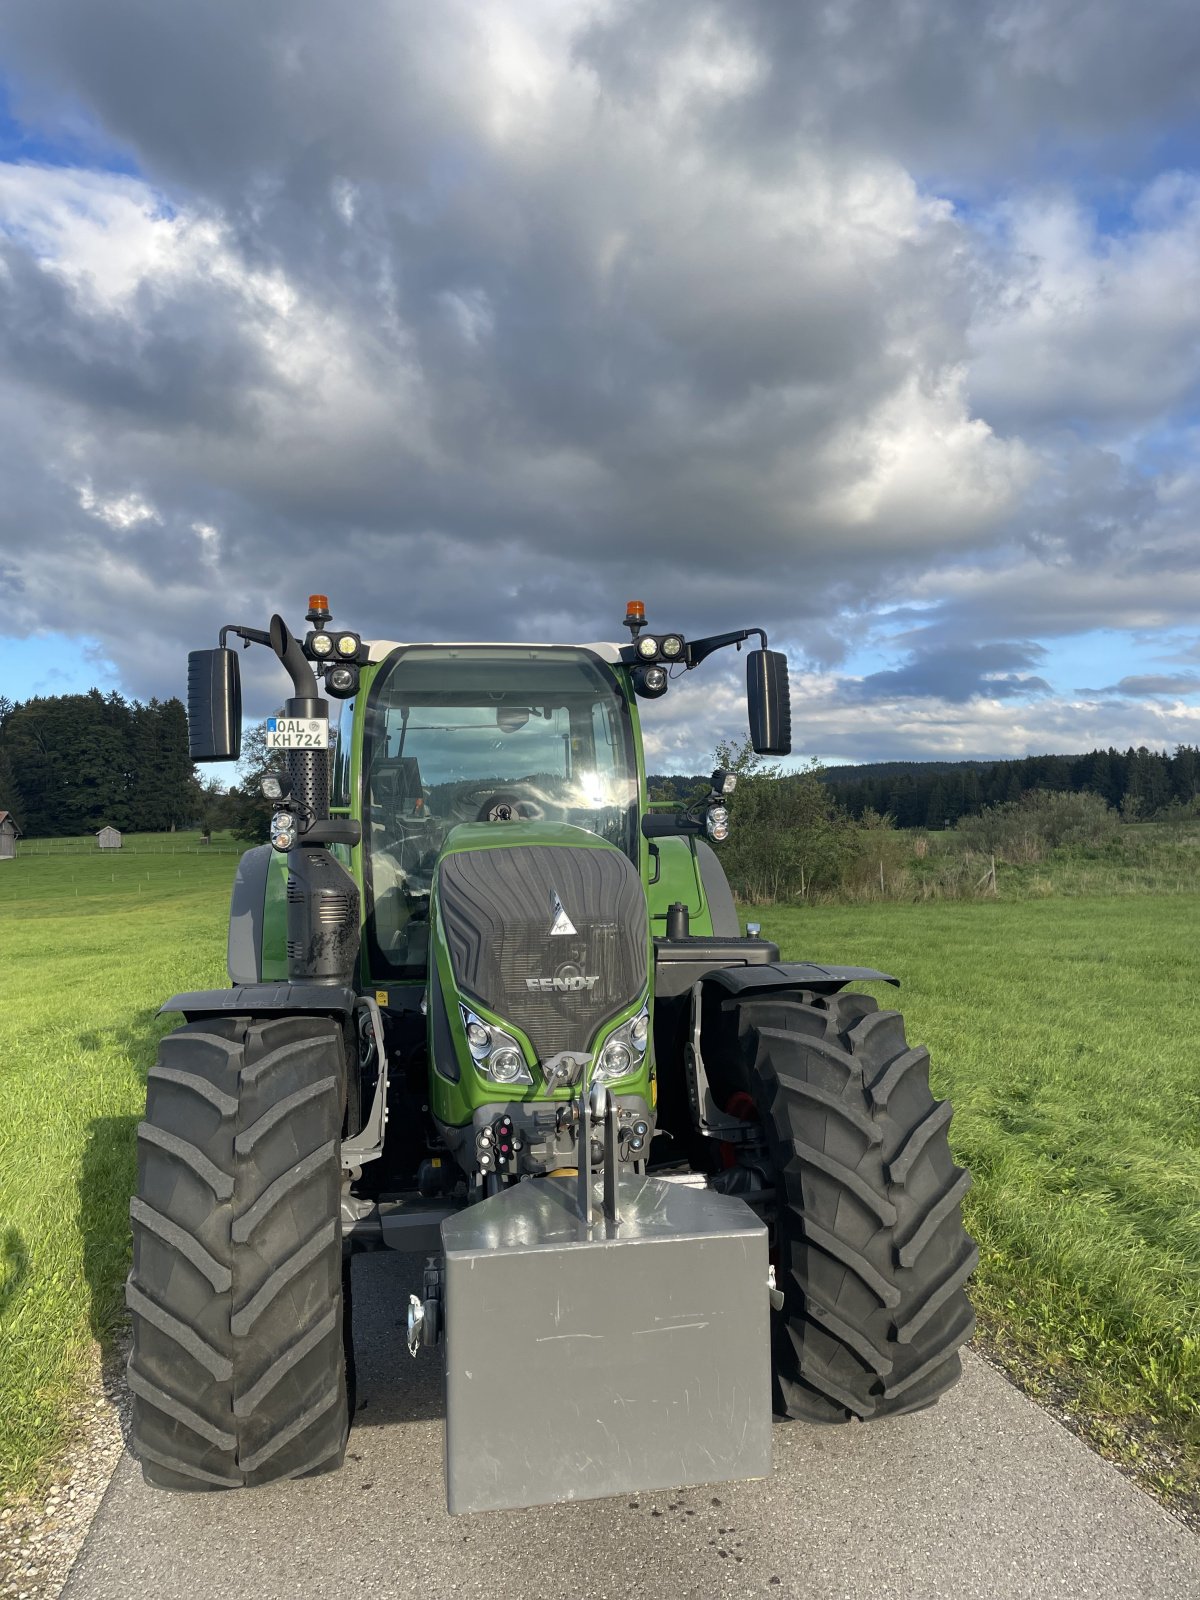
[361, 645, 641, 982]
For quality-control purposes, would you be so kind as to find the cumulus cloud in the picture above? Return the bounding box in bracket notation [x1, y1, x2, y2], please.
[0, 0, 1196, 762]
[968, 176, 1200, 438]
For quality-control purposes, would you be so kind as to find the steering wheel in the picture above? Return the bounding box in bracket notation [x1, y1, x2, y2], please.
[476, 791, 545, 823]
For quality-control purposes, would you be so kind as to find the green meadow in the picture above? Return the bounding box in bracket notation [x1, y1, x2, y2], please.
[0, 842, 1197, 1512]
[766, 897, 1200, 1504]
[0, 845, 234, 1497]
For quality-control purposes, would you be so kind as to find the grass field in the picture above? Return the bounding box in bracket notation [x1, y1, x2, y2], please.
[0, 843, 234, 1498]
[1, 843, 1197, 1511]
[763, 898, 1200, 1501]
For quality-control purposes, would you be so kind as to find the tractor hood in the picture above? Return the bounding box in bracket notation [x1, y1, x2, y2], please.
[431, 823, 649, 1101]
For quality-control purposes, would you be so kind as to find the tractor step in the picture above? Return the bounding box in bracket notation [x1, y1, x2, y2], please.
[440, 1174, 772, 1514]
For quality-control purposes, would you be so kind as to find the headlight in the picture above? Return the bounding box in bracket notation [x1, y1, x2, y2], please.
[593, 1000, 650, 1080]
[636, 635, 658, 659]
[336, 633, 359, 657]
[706, 805, 730, 842]
[310, 632, 333, 657]
[488, 1047, 525, 1083]
[600, 1041, 631, 1077]
[269, 811, 296, 851]
[459, 1005, 533, 1085]
[660, 634, 684, 659]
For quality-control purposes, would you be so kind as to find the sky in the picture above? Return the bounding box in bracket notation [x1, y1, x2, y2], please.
[1, 0, 1199, 771]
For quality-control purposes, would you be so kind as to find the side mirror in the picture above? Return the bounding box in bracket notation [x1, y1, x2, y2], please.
[747, 648, 791, 755]
[187, 648, 242, 761]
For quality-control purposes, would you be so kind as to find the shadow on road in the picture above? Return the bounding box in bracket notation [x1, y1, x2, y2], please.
[346, 1251, 447, 1429]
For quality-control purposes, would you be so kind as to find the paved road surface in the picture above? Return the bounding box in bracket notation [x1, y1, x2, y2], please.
[66, 1251, 1200, 1600]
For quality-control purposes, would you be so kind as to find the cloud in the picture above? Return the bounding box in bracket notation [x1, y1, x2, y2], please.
[968, 176, 1200, 438]
[0, 1, 1196, 763]
[1082, 674, 1200, 698]
[576, 0, 1200, 183]
[848, 641, 1052, 704]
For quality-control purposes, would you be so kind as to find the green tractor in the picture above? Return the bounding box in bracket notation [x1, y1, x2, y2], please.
[129, 598, 976, 1511]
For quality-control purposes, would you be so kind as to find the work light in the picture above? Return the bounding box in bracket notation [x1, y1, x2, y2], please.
[326, 663, 359, 697]
[633, 664, 668, 698]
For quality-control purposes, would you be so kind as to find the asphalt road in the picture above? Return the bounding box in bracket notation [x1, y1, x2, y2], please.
[66, 1251, 1200, 1600]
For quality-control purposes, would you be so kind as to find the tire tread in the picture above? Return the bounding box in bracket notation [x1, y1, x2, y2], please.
[128, 1015, 349, 1491]
[721, 988, 976, 1423]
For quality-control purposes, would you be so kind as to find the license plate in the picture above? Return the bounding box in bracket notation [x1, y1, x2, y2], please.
[265, 716, 330, 749]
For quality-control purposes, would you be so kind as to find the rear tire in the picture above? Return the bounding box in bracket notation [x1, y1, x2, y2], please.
[128, 1014, 350, 1489]
[716, 988, 977, 1422]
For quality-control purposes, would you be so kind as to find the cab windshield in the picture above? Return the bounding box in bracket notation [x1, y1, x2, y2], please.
[362, 646, 638, 980]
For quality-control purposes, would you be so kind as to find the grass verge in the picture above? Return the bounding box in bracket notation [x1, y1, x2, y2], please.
[0, 846, 233, 1501]
[758, 896, 1200, 1514]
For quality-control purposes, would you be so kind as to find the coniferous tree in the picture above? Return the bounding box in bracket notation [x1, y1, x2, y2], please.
[0, 689, 197, 836]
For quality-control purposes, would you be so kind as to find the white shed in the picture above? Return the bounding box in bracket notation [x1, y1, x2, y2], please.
[96, 826, 123, 850]
[0, 811, 20, 861]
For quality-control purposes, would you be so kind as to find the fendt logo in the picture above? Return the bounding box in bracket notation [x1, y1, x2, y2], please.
[548, 888, 577, 937]
[526, 974, 601, 992]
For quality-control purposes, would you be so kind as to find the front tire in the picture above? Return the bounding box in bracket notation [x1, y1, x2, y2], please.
[717, 988, 977, 1422]
[128, 1014, 350, 1489]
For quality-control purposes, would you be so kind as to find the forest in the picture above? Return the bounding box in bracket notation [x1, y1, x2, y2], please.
[0, 691, 196, 836]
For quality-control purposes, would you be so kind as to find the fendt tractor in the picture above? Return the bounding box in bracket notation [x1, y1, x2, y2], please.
[128, 598, 977, 1512]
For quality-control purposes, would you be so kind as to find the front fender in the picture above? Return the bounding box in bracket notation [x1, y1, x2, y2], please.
[703, 962, 899, 999]
[160, 982, 358, 1020]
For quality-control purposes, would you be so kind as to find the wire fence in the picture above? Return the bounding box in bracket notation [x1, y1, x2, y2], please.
[13, 840, 243, 858]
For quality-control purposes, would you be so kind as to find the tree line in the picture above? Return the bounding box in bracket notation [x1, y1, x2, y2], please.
[652, 746, 1200, 831]
[822, 747, 1200, 827]
[0, 691, 196, 837]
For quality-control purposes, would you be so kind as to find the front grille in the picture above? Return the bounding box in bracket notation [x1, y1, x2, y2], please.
[438, 843, 647, 1061]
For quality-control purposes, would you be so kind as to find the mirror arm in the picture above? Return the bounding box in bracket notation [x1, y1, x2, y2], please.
[219, 624, 272, 650]
[685, 627, 768, 668]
